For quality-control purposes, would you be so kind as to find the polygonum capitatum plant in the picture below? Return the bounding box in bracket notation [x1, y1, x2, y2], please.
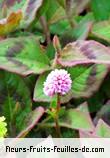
[43, 69, 72, 137]
[0, 0, 110, 139]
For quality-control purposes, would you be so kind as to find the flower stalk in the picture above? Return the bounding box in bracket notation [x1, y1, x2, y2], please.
[43, 69, 72, 137]
[54, 94, 61, 137]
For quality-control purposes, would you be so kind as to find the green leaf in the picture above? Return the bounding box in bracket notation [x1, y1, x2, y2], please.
[57, 0, 65, 8]
[34, 64, 108, 102]
[91, 0, 110, 21]
[42, 104, 94, 131]
[33, 72, 73, 104]
[59, 104, 94, 131]
[3, 97, 16, 136]
[1, 71, 32, 136]
[0, 116, 7, 138]
[60, 13, 94, 42]
[72, 13, 94, 40]
[50, 20, 71, 36]
[17, 107, 45, 138]
[46, 0, 66, 25]
[33, 72, 51, 103]
[80, 119, 110, 138]
[67, 64, 108, 98]
[92, 21, 110, 42]
[0, 36, 50, 76]
[77, 102, 89, 113]
[95, 119, 110, 137]
[88, 93, 104, 113]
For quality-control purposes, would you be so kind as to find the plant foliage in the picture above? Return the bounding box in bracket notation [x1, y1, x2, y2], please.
[0, 0, 110, 138]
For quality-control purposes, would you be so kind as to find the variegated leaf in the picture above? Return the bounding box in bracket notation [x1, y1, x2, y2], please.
[67, 64, 108, 98]
[46, 1, 66, 25]
[43, 104, 94, 131]
[0, 36, 50, 76]
[17, 107, 45, 138]
[34, 64, 108, 101]
[59, 107, 94, 131]
[58, 40, 110, 66]
[22, 0, 47, 27]
[51, 40, 110, 99]
[80, 119, 110, 138]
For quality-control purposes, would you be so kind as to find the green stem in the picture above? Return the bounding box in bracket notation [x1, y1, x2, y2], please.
[57, 94, 61, 111]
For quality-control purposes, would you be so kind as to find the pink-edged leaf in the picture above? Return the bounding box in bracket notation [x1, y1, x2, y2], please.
[46, 1, 66, 25]
[0, 36, 50, 76]
[22, 0, 47, 27]
[68, 64, 108, 98]
[17, 107, 45, 138]
[59, 105, 94, 131]
[94, 119, 110, 138]
[34, 64, 108, 102]
[41, 105, 94, 131]
[58, 40, 110, 67]
[79, 119, 110, 138]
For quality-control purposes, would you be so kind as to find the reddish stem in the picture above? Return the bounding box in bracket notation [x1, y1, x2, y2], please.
[55, 94, 61, 137]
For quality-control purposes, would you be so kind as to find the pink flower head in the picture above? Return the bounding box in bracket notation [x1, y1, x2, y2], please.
[43, 69, 72, 97]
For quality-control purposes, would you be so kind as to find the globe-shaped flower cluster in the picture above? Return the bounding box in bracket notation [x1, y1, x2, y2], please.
[43, 69, 72, 97]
